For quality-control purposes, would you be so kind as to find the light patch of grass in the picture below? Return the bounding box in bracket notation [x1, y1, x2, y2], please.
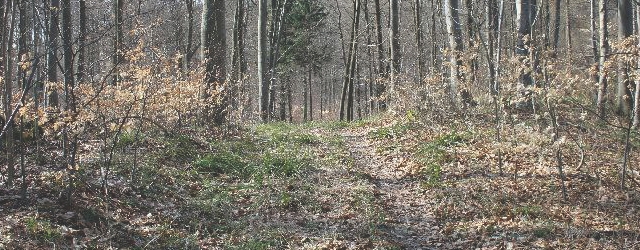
[416, 130, 469, 187]
[513, 205, 543, 218]
[24, 216, 61, 242]
[368, 122, 411, 139]
[532, 223, 555, 238]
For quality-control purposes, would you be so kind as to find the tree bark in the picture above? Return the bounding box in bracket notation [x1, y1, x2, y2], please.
[201, 0, 227, 124]
[183, 0, 195, 70]
[634, 5, 640, 127]
[373, 0, 386, 110]
[389, 0, 400, 99]
[515, 0, 536, 89]
[60, 0, 77, 208]
[444, 0, 463, 105]
[258, 0, 269, 122]
[414, 0, 424, 82]
[112, 0, 123, 85]
[590, 0, 598, 64]
[596, 0, 608, 119]
[3, 0, 15, 187]
[616, 0, 633, 115]
[231, 0, 246, 117]
[552, 0, 561, 50]
[77, 0, 86, 83]
[46, 0, 59, 107]
[340, 0, 360, 121]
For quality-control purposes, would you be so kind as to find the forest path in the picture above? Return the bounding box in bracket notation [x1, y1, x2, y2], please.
[339, 127, 439, 249]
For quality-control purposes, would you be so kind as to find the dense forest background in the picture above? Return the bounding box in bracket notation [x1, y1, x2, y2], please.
[0, 0, 639, 248]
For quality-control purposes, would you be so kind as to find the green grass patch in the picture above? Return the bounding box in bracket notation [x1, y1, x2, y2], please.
[195, 124, 316, 181]
[254, 122, 320, 145]
[194, 151, 248, 177]
[416, 130, 469, 187]
[157, 135, 199, 163]
[24, 217, 61, 242]
[368, 122, 411, 139]
[513, 205, 543, 218]
[532, 223, 554, 238]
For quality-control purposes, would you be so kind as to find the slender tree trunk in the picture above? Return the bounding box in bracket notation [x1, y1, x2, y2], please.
[320, 77, 324, 119]
[77, 0, 86, 83]
[616, 0, 633, 115]
[304, 68, 308, 122]
[389, 0, 400, 101]
[340, 0, 360, 121]
[565, 0, 571, 57]
[465, 0, 477, 85]
[60, 0, 77, 207]
[112, 0, 123, 85]
[444, 0, 463, 105]
[552, 0, 561, 50]
[231, 0, 246, 118]
[287, 80, 293, 122]
[258, 0, 269, 122]
[373, 0, 386, 110]
[279, 76, 287, 121]
[486, 0, 499, 95]
[590, 0, 598, 64]
[46, 0, 59, 107]
[597, 0, 608, 119]
[515, 0, 536, 89]
[430, 0, 438, 72]
[309, 68, 313, 121]
[201, 0, 227, 124]
[414, 0, 424, 82]
[634, 5, 640, 128]
[17, 0, 27, 194]
[183, 0, 195, 70]
[268, 0, 288, 118]
[363, 0, 375, 114]
[3, 0, 15, 187]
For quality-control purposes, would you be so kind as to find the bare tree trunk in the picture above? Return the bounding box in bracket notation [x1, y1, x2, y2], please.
[202, 0, 227, 124]
[373, 0, 386, 110]
[287, 81, 293, 122]
[486, 0, 498, 95]
[616, 0, 633, 116]
[444, 0, 463, 106]
[112, 0, 123, 85]
[77, 0, 86, 83]
[258, 0, 269, 122]
[634, 5, 640, 128]
[17, 0, 27, 198]
[340, 0, 360, 121]
[46, 0, 59, 107]
[515, 0, 536, 89]
[183, 0, 195, 70]
[363, 0, 375, 114]
[60, 0, 77, 208]
[389, 0, 400, 102]
[552, 0, 561, 50]
[590, 0, 598, 64]
[565, 0, 571, 57]
[596, 0, 608, 119]
[278, 76, 286, 121]
[309, 68, 313, 121]
[266, 0, 288, 119]
[414, 0, 424, 82]
[231, 0, 246, 118]
[3, 0, 16, 187]
[304, 68, 308, 122]
[464, 0, 477, 85]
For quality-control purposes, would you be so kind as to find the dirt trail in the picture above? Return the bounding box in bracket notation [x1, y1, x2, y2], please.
[341, 128, 439, 249]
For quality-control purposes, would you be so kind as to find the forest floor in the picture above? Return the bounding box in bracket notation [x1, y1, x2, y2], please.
[1, 109, 640, 249]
